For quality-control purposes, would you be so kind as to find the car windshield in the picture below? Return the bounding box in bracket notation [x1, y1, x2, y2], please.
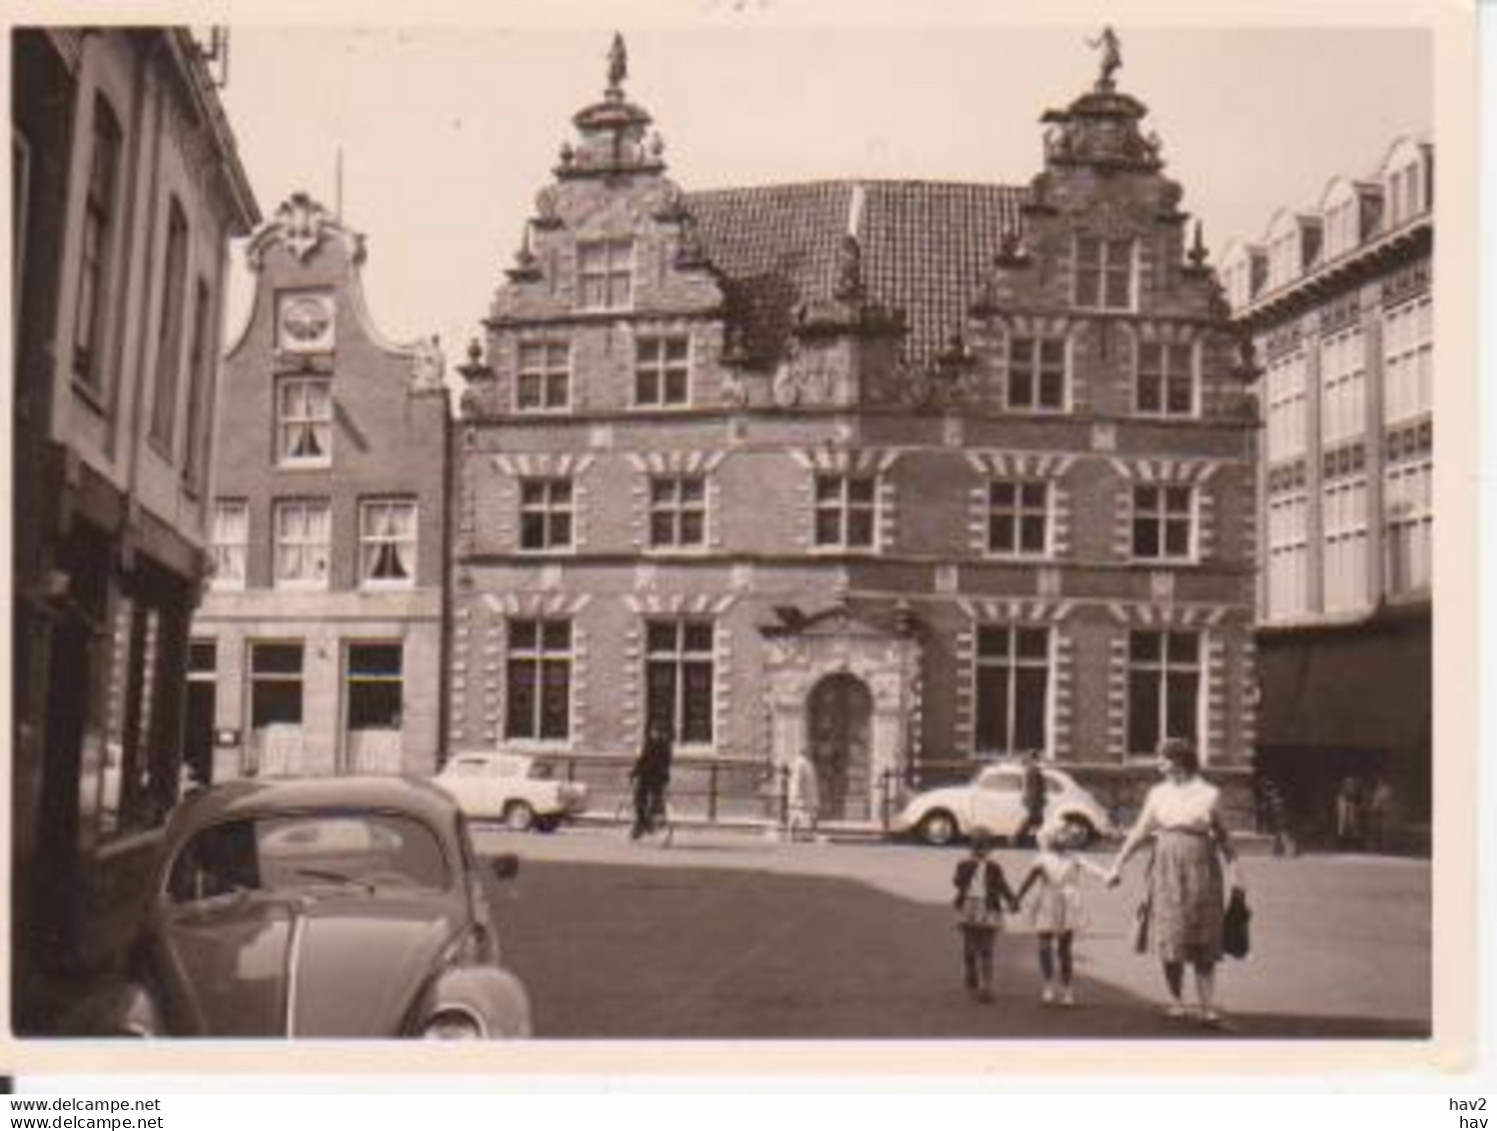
[166, 812, 450, 904]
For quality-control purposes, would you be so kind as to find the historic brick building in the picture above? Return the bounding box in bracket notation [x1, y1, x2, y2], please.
[453, 38, 1258, 823]
[1222, 137, 1433, 834]
[193, 194, 452, 782]
[11, 28, 258, 1027]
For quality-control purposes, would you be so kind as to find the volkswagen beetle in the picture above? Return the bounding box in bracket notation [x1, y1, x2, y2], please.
[99, 776, 531, 1038]
[890, 762, 1116, 847]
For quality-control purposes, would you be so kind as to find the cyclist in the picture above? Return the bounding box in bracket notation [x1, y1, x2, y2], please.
[630, 719, 674, 839]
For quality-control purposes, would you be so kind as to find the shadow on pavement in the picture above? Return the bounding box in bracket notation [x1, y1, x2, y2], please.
[500, 859, 1427, 1040]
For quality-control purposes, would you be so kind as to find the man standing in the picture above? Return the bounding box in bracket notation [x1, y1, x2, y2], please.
[787, 750, 821, 842]
[630, 719, 674, 839]
[1015, 750, 1048, 846]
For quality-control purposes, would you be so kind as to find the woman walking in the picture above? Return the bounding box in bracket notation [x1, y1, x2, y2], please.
[1106, 738, 1239, 1026]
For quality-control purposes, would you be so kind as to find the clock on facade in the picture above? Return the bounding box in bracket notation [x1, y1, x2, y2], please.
[277, 291, 335, 353]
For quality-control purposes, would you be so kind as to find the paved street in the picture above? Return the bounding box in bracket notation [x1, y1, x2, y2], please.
[475, 825, 1430, 1039]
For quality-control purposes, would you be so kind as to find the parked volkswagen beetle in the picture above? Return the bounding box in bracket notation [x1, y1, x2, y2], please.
[890, 762, 1116, 847]
[99, 776, 531, 1038]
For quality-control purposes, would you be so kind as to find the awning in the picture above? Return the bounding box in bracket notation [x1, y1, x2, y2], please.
[1255, 610, 1431, 754]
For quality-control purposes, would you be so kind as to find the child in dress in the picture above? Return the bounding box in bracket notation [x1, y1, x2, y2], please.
[951, 829, 1019, 1003]
[1014, 817, 1109, 1006]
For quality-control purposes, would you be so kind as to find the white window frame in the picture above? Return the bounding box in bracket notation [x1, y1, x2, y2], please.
[1006, 335, 1068, 412]
[272, 498, 331, 590]
[1126, 629, 1202, 760]
[647, 474, 707, 551]
[1322, 476, 1370, 614]
[1384, 458, 1432, 595]
[1134, 341, 1197, 418]
[1319, 327, 1366, 445]
[643, 619, 716, 749]
[1073, 235, 1135, 311]
[577, 237, 634, 312]
[210, 500, 249, 590]
[517, 477, 574, 554]
[1130, 484, 1196, 563]
[515, 340, 571, 413]
[972, 624, 1052, 758]
[275, 376, 333, 468]
[72, 94, 123, 396]
[358, 498, 418, 589]
[985, 480, 1050, 559]
[248, 641, 305, 731]
[1265, 351, 1308, 462]
[634, 334, 692, 408]
[1383, 296, 1432, 425]
[812, 473, 879, 552]
[504, 618, 574, 745]
[345, 641, 405, 733]
[1265, 490, 1310, 621]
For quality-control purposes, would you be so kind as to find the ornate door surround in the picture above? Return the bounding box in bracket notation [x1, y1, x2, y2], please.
[762, 604, 922, 823]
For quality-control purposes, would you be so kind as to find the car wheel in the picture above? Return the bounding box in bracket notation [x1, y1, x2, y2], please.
[502, 801, 536, 832]
[917, 810, 959, 847]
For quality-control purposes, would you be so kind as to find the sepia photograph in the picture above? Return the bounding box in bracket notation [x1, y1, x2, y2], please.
[7, 5, 1470, 1067]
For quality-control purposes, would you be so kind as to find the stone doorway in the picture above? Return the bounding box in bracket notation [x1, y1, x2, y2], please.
[762, 603, 922, 824]
[807, 673, 873, 822]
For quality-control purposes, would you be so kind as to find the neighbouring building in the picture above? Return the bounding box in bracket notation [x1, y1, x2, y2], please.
[1223, 138, 1433, 837]
[11, 28, 259, 1027]
[192, 194, 452, 782]
[452, 36, 1258, 825]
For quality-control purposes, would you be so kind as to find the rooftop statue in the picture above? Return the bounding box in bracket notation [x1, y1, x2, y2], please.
[1087, 26, 1122, 90]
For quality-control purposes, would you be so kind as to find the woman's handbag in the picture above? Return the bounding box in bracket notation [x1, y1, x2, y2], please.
[1132, 850, 1156, 954]
[1132, 895, 1152, 954]
[1223, 886, 1251, 959]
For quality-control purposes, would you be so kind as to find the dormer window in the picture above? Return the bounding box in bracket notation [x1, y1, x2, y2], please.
[1383, 139, 1429, 230]
[577, 237, 633, 311]
[1073, 236, 1134, 311]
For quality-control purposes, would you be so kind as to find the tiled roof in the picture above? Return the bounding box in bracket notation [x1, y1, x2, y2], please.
[685, 181, 1025, 367]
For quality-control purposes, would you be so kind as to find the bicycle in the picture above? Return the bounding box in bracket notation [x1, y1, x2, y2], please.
[616, 788, 675, 848]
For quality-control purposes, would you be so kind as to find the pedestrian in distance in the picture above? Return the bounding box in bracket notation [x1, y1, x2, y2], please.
[1013, 750, 1048, 847]
[951, 828, 1020, 1004]
[1013, 816, 1110, 1007]
[1335, 774, 1365, 851]
[1106, 737, 1241, 1027]
[1254, 770, 1297, 858]
[1366, 776, 1395, 854]
[786, 750, 821, 843]
[629, 719, 674, 839]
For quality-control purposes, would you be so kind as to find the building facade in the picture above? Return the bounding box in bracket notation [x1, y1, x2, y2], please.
[11, 28, 259, 1027]
[452, 39, 1258, 822]
[193, 194, 452, 782]
[1223, 138, 1433, 834]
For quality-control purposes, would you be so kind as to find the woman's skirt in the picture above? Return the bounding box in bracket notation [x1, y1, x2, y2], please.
[1149, 829, 1224, 964]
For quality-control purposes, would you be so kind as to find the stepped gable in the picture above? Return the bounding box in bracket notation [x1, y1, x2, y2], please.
[684, 180, 1025, 368]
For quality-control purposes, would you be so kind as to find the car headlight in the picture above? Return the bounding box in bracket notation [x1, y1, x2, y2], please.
[421, 1008, 486, 1040]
